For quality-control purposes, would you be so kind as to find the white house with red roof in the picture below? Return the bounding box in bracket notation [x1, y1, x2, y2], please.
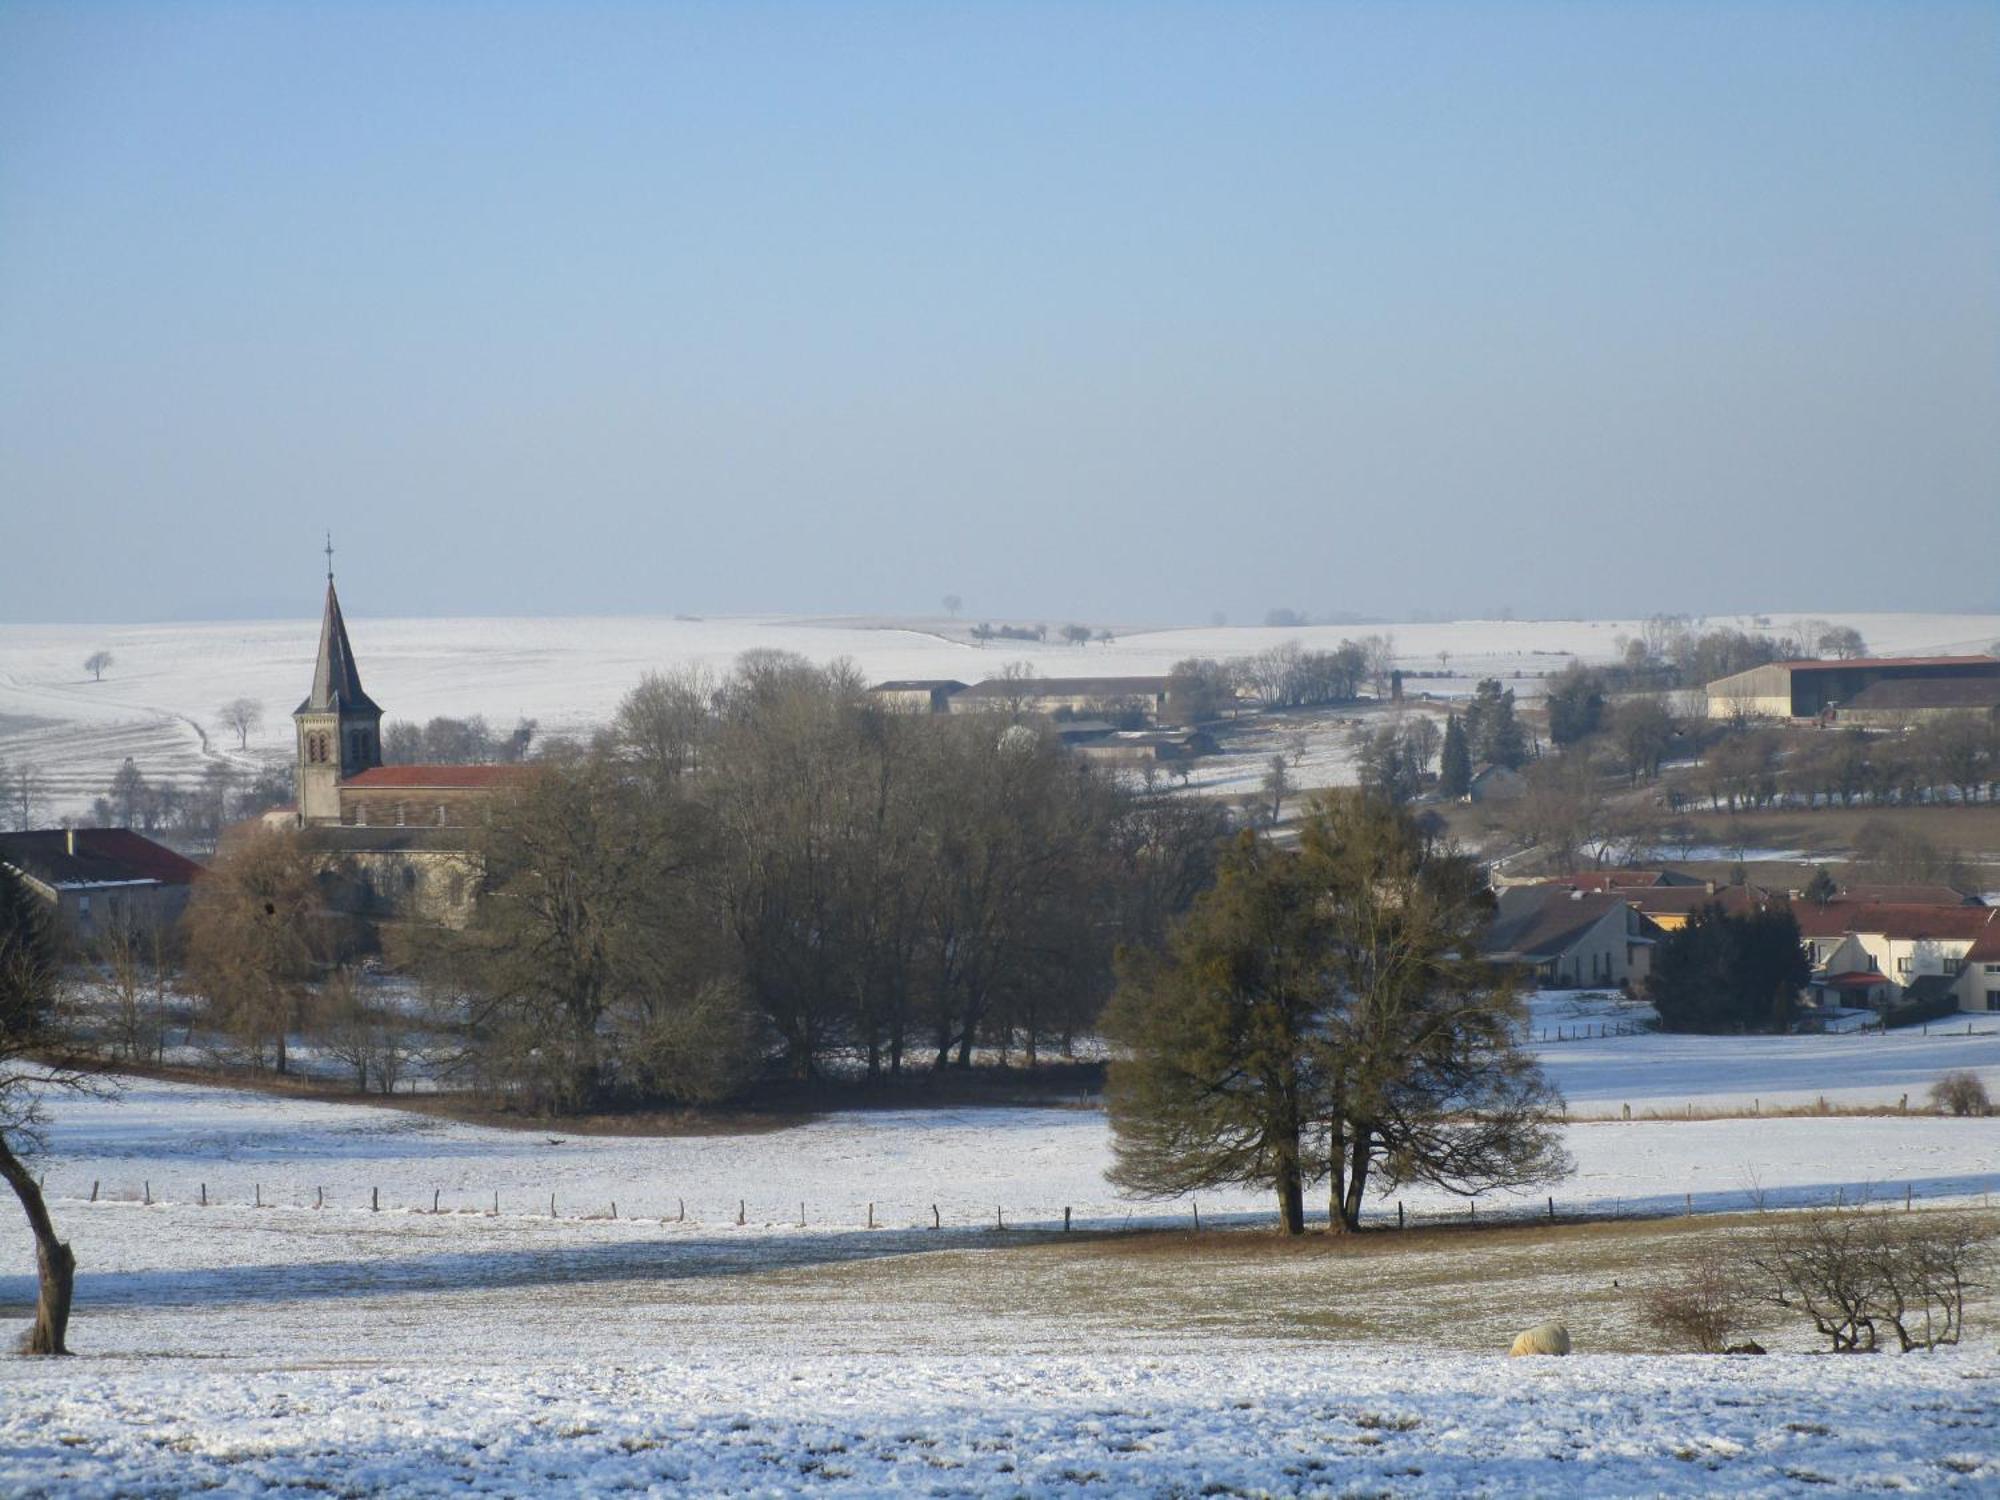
[1795, 899, 2000, 1016]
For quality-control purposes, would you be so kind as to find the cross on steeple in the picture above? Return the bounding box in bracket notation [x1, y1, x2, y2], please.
[324, 532, 335, 582]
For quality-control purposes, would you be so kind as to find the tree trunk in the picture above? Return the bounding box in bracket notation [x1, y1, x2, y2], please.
[0, 1135, 75, 1355]
[1339, 1128, 1373, 1231]
[1327, 1122, 1345, 1231]
[1275, 1163, 1305, 1235]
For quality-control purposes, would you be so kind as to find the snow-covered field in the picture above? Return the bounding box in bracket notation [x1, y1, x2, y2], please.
[5, 1350, 1995, 1497]
[6, 608, 1997, 818]
[3, 1031, 1999, 1494]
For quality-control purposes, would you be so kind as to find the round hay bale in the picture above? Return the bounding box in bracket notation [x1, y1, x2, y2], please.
[1507, 1321, 1571, 1357]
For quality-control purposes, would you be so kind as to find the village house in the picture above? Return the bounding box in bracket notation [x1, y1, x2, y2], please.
[0, 827, 202, 945]
[1481, 886, 1662, 990]
[1794, 899, 2000, 1017]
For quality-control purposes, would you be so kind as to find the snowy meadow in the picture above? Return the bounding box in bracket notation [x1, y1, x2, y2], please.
[3, 1019, 1998, 1496]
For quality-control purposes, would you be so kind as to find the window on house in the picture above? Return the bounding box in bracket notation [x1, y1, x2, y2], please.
[1988, 991, 2000, 1012]
[77, 894, 92, 921]
[1985, 964, 2000, 975]
[1896, 957, 1913, 977]
[1942, 957, 1963, 976]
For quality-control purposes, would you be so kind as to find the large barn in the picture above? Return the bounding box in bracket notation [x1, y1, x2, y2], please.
[1705, 656, 2000, 722]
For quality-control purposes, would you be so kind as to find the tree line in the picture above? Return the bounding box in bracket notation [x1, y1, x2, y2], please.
[180, 653, 1228, 1113]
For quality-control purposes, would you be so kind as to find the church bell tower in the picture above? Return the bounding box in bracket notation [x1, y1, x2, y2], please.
[294, 540, 383, 825]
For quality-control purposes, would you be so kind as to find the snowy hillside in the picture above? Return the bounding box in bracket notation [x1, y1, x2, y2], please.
[5, 607, 1998, 820]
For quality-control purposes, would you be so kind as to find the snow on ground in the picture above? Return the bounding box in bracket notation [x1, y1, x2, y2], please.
[3, 1072, 1998, 1494]
[3, 1350, 1994, 1498]
[7, 608, 1997, 818]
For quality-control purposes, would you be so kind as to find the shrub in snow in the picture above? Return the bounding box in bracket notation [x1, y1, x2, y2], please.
[1929, 1071, 1990, 1118]
[1642, 1243, 1750, 1353]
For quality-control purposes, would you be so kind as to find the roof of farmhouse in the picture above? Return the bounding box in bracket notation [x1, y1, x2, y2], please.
[0, 828, 204, 890]
[869, 680, 967, 692]
[954, 676, 1171, 699]
[1791, 901, 2000, 944]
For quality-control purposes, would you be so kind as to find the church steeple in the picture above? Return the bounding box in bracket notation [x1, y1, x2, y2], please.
[293, 543, 383, 824]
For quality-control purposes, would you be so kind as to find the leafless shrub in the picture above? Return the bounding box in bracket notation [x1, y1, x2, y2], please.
[1929, 1071, 1990, 1118]
[1642, 1241, 1750, 1352]
[1746, 1207, 1996, 1352]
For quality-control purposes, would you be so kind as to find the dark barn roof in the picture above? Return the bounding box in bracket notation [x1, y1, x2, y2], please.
[1483, 888, 1638, 964]
[0, 829, 203, 890]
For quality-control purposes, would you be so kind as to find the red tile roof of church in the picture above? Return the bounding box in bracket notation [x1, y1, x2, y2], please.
[342, 765, 531, 790]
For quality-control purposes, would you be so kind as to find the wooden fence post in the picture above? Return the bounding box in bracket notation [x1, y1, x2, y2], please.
[432, 1188, 440, 1214]
[932, 1203, 940, 1229]
[677, 1198, 684, 1223]
[611, 1202, 617, 1220]
[316, 1186, 323, 1210]
[551, 1193, 558, 1218]
[90, 1180, 98, 1203]
[798, 1201, 805, 1228]
[1547, 1195, 1554, 1221]
[492, 1191, 499, 1216]
[737, 1199, 745, 1226]
[1397, 1200, 1404, 1229]
[1063, 1206, 1071, 1232]
[372, 1186, 379, 1212]
[200, 1183, 207, 1207]
[867, 1202, 875, 1229]
[996, 1206, 1004, 1230]
[144, 1180, 150, 1206]
[1905, 1183, 1913, 1212]
[255, 1183, 262, 1208]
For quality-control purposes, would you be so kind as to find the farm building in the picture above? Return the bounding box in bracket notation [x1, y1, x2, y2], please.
[867, 680, 966, 713]
[0, 827, 202, 944]
[1481, 887, 1662, 989]
[950, 676, 1173, 724]
[1705, 656, 2000, 722]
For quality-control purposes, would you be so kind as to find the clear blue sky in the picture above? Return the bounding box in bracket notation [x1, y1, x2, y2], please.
[2, 2, 1995, 624]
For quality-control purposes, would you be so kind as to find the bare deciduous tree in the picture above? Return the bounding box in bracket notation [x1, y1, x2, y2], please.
[217, 698, 265, 750]
[2, 864, 105, 1354]
[83, 651, 113, 683]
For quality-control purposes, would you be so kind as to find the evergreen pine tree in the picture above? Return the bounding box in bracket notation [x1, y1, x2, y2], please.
[1439, 714, 1472, 798]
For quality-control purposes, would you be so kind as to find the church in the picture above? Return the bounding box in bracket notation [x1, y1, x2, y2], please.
[281, 563, 526, 925]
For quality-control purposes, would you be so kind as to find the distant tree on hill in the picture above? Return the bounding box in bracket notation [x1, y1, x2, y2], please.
[1264, 607, 1308, 628]
[1439, 714, 1472, 798]
[972, 622, 994, 644]
[1062, 623, 1092, 647]
[109, 759, 147, 827]
[83, 651, 112, 683]
[1648, 904, 1808, 1034]
[217, 698, 264, 750]
[941, 594, 962, 619]
[1165, 658, 1235, 723]
[1816, 625, 1867, 660]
